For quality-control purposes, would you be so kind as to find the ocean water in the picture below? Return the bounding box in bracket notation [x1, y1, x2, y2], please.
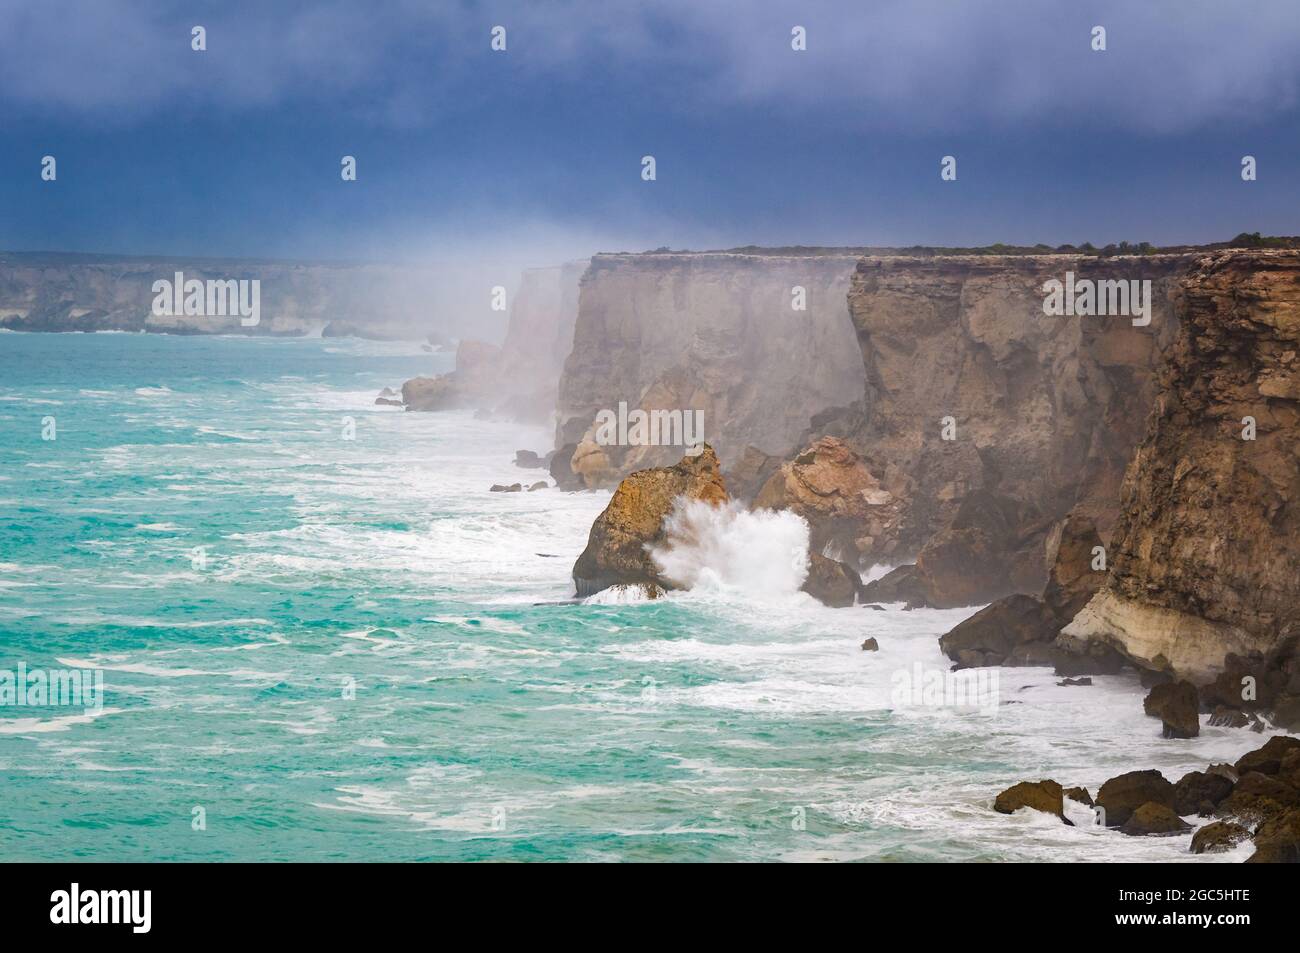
[0, 331, 1274, 862]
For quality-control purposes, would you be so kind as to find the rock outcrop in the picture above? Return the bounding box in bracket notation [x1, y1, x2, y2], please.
[938, 510, 1110, 669]
[939, 594, 1060, 670]
[1096, 769, 1177, 827]
[1143, 680, 1201, 739]
[571, 446, 727, 597]
[993, 779, 1069, 823]
[553, 251, 867, 485]
[1060, 251, 1300, 698]
[846, 253, 1194, 604]
[752, 437, 903, 564]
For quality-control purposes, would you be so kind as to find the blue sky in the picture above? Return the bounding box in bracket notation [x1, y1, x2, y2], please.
[2, 0, 1299, 265]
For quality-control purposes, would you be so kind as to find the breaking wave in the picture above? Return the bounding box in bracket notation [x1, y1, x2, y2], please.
[650, 500, 810, 598]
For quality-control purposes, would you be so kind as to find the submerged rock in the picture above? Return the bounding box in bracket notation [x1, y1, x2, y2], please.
[490, 483, 523, 493]
[571, 446, 727, 598]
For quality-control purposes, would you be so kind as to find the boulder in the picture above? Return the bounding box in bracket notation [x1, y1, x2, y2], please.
[401, 375, 461, 411]
[514, 450, 545, 469]
[1120, 802, 1192, 836]
[860, 637, 879, 652]
[1190, 821, 1251, 854]
[571, 446, 727, 598]
[1143, 680, 1201, 739]
[993, 779, 1069, 823]
[939, 594, 1060, 670]
[1216, 771, 1300, 824]
[753, 437, 902, 564]
[1247, 808, 1300, 863]
[801, 552, 861, 608]
[859, 564, 927, 606]
[1235, 736, 1300, 776]
[1173, 770, 1235, 816]
[1096, 769, 1176, 827]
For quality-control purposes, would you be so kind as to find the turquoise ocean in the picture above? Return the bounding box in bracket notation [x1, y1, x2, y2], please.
[0, 332, 1275, 861]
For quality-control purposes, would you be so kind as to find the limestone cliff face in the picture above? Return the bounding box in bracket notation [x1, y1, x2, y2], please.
[492, 261, 586, 422]
[553, 251, 866, 486]
[1062, 250, 1300, 681]
[0, 251, 437, 337]
[401, 261, 585, 422]
[846, 253, 1196, 605]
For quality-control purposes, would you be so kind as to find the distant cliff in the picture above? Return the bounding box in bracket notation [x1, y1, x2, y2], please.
[401, 261, 586, 423]
[0, 251, 439, 337]
[552, 251, 866, 487]
[1062, 250, 1300, 682]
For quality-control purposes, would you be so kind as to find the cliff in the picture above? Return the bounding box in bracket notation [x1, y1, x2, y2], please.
[1061, 250, 1300, 684]
[845, 253, 1198, 605]
[400, 261, 585, 422]
[0, 251, 438, 337]
[552, 251, 866, 487]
